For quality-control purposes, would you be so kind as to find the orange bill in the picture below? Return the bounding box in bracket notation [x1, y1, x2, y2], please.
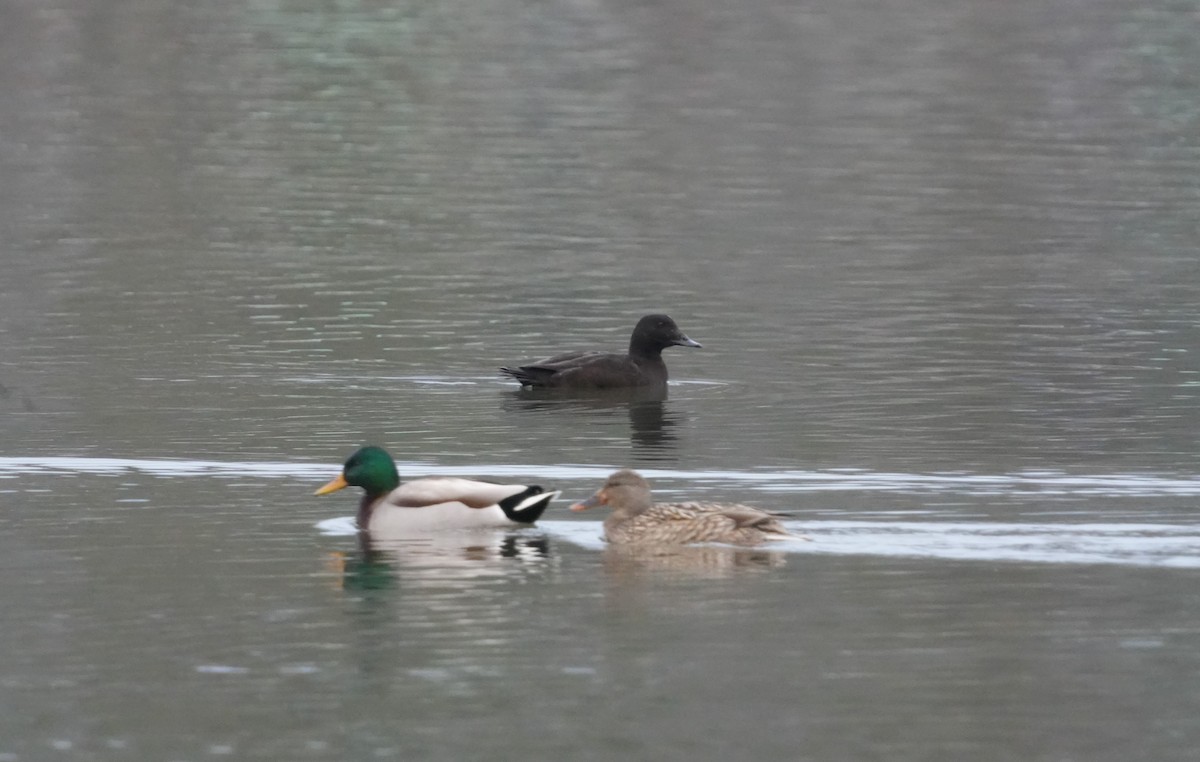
[314, 473, 349, 496]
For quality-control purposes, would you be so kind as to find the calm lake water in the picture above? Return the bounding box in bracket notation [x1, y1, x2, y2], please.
[3, 0, 1200, 759]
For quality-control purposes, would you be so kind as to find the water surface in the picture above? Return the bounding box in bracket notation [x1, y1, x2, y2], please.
[3, 0, 1200, 758]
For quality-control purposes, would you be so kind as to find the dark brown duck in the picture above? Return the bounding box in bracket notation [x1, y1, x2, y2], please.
[500, 314, 701, 389]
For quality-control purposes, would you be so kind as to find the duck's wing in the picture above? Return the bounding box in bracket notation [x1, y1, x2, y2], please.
[501, 350, 597, 385]
[387, 478, 526, 508]
[525, 350, 599, 368]
[661, 502, 797, 539]
[501, 351, 636, 387]
[385, 477, 559, 523]
[616, 506, 744, 544]
[385, 477, 504, 508]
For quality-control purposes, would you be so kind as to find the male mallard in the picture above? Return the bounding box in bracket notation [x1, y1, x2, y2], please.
[315, 446, 559, 533]
[571, 469, 802, 546]
[500, 314, 701, 389]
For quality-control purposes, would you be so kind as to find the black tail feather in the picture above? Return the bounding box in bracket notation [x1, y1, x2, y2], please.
[497, 485, 557, 523]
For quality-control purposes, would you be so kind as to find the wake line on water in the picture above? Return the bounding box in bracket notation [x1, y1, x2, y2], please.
[787, 520, 1200, 568]
[313, 519, 1200, 569]
[1, 456, 1198, 497]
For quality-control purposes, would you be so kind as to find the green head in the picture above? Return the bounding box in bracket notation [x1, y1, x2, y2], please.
[314, 446, 400, 498]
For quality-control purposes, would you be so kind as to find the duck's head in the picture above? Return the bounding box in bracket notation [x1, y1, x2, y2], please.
[314, 446, 400, 498]
[571, 468, 653, 516]
[630, 314, 702, 354]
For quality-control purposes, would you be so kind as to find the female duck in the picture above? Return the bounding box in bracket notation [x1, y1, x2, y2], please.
[500, 314, 701, 389]
[571, 469, 801, 547]
[315, 446, 559, 533]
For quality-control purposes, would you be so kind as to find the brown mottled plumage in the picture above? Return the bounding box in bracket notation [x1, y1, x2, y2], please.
[571, 469, 804, 547]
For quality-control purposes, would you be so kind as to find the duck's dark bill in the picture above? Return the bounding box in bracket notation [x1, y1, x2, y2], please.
[570, 492, 605, 512]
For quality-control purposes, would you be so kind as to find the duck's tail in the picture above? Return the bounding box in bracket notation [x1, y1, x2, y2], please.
[766, 526, 813, 542]
[498, 486, 560, 524]
[754, 517, 812, 542]
[500, 365, 562, 388]
[499, 366, 537, 387]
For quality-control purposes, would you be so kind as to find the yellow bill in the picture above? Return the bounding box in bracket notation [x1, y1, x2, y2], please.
[314, 473, 349, 496]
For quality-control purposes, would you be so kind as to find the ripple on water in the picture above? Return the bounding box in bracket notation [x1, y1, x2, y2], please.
[313, 518, 1200, 569]
[8, 456, 1200, 568]
[3, 456, 1200, 497]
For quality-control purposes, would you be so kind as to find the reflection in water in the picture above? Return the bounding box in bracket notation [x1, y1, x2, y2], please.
[329, 527, 564, 724]
[328, 528, 555, 592]
[501, 385, 680, 459]
[326, 548, 397, 592]
[627, 399, 675, 455]
[601, 543, 788, 579]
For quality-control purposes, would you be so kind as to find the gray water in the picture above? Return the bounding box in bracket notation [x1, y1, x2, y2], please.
[3, 0, 1200, 758]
